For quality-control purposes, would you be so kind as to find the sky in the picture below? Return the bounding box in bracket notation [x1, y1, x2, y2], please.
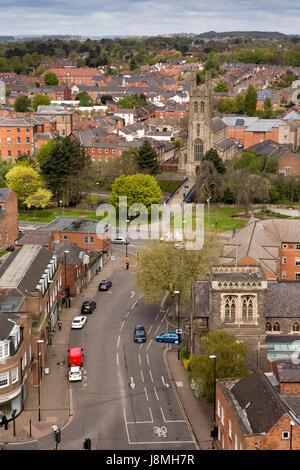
[0, 0, 299, 37]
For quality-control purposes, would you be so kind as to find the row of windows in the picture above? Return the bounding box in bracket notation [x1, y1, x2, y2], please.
[4, 150, 31, 157]
[266, 322, 300, 332]
[91, 148, 122, 155]
[5, 128, 30, 133]
[281, 272, 300, 280]
[283, 243, 300, 250]
[4, 137, 30, 143]
[282, 257, 300, 265]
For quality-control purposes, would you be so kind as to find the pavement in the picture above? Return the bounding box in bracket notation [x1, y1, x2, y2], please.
[0, 252, 214, 450]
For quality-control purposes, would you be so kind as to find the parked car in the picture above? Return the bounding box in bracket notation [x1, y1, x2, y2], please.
[6, 246, 14, 252]
[98, 280, 112, 291]
[81, 300, 96, 314]
[237, 142, 243, 148]
[71, 316, 87, 329]
[112, 237, 129, 245]
[134, 325, 146, 343]
[69, 366, 83, 382]
[155, 331, 181, 344]
[234, 140, 240, 145]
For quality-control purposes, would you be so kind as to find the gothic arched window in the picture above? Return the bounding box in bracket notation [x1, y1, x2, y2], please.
[194, 138, 203, 161]
[194, 101, 198, 114]
[224, 296, 236, 323]
[197, 123, 200, 136]
[242, 296, 253, 322]
[200, 101, 205, 113]
[292, 322, 300, 332]
[273, 322, 281, 332]
[266, 322, 272, 332]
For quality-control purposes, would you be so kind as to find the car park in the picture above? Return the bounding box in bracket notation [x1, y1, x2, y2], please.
[155, 331, 181, 344]
[81, 300, 96, 314]
[112, 237, 129, 245]
[134, 325, 146, 343]
[71, 316, 87, 329]
[98, 280, 112, 291]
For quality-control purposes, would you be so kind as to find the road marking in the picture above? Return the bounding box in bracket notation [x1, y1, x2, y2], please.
[141, 370, 144, 383]
[147, 325, 153, 335]
[117, 335, 121, 348]
[131, 300, 138, 309]
[120, 320, 125, 331]
[144, 387, 149, 401]
[149, 370, 153, 382]
[116, 353, 119, 366]
[154, 425, 167, 438]
[160, 407, 185, 423]
[146, 354, 150, 366]
[138, 353, 141, 365]
[154, 313, 160, 322]
[130, 377, 135, 389]
[146, 339, 153, 351]
[154, 325, 160, 335]
[130, 290, 135, 298]
[153, 386, 159, 401]
[161, 376, 169, 388]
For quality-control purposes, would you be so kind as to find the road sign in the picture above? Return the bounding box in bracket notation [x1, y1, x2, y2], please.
[111, 256, 115, 261]
[124, 257, 129, 261]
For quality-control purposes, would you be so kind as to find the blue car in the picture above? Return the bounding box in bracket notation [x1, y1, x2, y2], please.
[155, 331, 181, 344]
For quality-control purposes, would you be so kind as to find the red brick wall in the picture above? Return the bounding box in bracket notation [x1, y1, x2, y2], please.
[279, 242, 300, 281]
[278, 152, 300, 178]
[0, 189, 18, 248]
[52, 230, 111, 252]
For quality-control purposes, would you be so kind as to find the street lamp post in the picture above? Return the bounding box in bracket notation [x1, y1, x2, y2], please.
[37, 339, 44, 422]
[209, 354, 217, 446]
[125, 219, 129, 269]
[207, 197, 212, 231]
[175, 290, 180, 360]
[59, 200, 62, 217]
[290, 420, 295, 450]
[96, 182, 99, 204]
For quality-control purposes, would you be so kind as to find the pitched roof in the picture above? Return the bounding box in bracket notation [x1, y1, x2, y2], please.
[266, 282, 300, 318]
[38, 216, 108, 234]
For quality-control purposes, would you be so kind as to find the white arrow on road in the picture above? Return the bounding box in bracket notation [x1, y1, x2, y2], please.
[130, 290, 135, 298]
[130, 377, 135, 389]
[161, 376, 169, 388]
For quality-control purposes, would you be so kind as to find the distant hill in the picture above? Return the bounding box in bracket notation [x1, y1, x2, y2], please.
[195, 31, 291, 40]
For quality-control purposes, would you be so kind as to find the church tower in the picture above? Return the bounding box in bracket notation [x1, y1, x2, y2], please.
[179, 74, 214, 175]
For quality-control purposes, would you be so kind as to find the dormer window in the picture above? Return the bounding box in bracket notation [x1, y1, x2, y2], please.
[0, 340, 10, 359]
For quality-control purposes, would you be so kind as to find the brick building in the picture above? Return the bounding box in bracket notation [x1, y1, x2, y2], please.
[43, 68, 97, 87]
[0, 244, 62, 418]
[0, 188, 18, 250]
[216, 370, 300, 450]
[35, 104, 80, 137]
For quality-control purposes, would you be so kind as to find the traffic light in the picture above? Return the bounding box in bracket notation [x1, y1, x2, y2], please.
[83, 438, 91, 450]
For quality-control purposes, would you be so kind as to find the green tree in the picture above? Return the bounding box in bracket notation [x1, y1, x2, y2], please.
[109, 173, 162, 212]
[36, 140, 56, 166]
[0, 158, 14, 187]
[117, 94, 140, 109]
[97, 148, 139, 189]
[77, 91, 93, 107]
[32, 94, 51, 111]
[40, 136, 90, 203]
[13, 95, 32, 112]
[25, 187, 53, 217]
[6, 165, 42, 207]
[44, 71, 59, 86]
[189, 330, 248, 402]
[244, 84, 258, 116]
[100, 94, 113, 105]
[136, 141, 160, 175]
[203, 148, 226, 174]
[213, 81, 229, 92]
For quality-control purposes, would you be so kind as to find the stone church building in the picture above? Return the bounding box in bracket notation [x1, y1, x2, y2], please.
[178, 75, 237, 175]
[190, 264, 300, 371]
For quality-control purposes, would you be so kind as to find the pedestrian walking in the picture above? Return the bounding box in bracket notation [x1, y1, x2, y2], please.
[1, 413, 8, 430]
[68, 297, 71, 308]
[58, 320, 62, 330]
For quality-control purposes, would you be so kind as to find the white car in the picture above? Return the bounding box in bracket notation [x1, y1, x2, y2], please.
[69, 366, 82, 382]
[71, 316, 87, 329]
[112, 237, 128, 245]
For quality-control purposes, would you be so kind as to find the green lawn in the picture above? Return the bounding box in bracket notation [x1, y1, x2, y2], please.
[172, 213, 246, 232]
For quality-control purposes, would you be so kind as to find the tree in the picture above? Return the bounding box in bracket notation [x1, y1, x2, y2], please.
[32, 93, 51, 111]
[25, 187, 53, 217]
[136, 141, 160, 175]
[0, 157, 14, 187]
[97, 148, 139, 189]
[135, 231, 222, 310]
[117, 94, 139, 109]
[244, 84, 258, 116]
[36, 140, 56, 166]
[109, 174, 162, 212]
[213, 81, 229, 92]
[203, 148, 226, 174]
[100, 94, 113, 105]
[13, 95, 32, 112]
[77, 91, 93, 107]
[39, 136, 90, 203]
[44, 71, 59, 86]
[5, 165, 42, 207]
[189, 330, 248, 402]
[228, 168, 270, 215]
[194, 160, 225, 202]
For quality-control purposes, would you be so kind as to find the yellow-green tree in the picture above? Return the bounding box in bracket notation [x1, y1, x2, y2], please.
[5, 165, 42, 207]
[25, 187, 53, 217]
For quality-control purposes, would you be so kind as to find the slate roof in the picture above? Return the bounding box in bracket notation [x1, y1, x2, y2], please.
[212, 116, 227, 134]
[275, 360, 300, 383]
[15, 230, 52, 247]
[246, 139, 289, 158]
[52, 241, 86, 265]
[38, 216, 108, 234]
[194, 280, 210, 318]
[219, 371, 289, 434]
[215, 138, 235, 151]
[266, 282, 300, 318]
[245, 119, 286, 133]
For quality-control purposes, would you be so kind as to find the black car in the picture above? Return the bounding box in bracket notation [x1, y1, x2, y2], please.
[134, 325, 146, 343]
[98, 280, 112, 291]
[81, 301, 96, 314]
